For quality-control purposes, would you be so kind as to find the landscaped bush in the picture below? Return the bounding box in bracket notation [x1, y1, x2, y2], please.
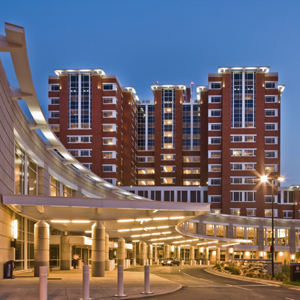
[224, 266, 230, 271]
[214, 263, 221, 270]
[229, 267, 241, 275]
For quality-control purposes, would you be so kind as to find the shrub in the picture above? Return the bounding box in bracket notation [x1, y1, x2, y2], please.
[230, 267, 241, 275]
[224, 266, 230, 271]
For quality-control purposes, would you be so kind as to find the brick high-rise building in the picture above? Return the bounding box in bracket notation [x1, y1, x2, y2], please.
[49, 66, 289, 218]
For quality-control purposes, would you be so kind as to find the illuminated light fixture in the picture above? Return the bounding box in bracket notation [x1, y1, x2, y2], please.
[260, 251, 264, 257]
[141, 234, 151, 237]
[173, 241, 179, 244]
[51, 220, 70, 223]
[279, 252, 283, 257]
[229, 248, 234, 254]
[157, 226, 169, 229]
[118, 229, 130, 232]
[212, 251, 216, 256]
[169, 216, 185, 220]
[186, 240, 193, 242]
[136, 218, 151, 222]
[153, 210, 158, 213]
[162, 231, 171, 234]
[144, 227, 156, 230]
[85, 230, 92, 233]
[131, 235, 140, 237]
[153, 217, 168, 221]
[151, 233, 161, 236]
[197, 240, 217, 246]
[131, 228, 143, 231]
[291, 254, 295, 260]
[71, 220, 91, 223]
[117, 219, 135, 223]
[192, 239, 199, 241]
[171, 245, 175, 252]
[132, 240, 140, 242]
[151, 239, 158, 241]
[245, 251, 250, 256]
[200, 247, 204, 253]
[166, 237, 174, 240]
[174, 236, 182, 239]
[158, 238, 167, 240]
[13, 219, 18, 239]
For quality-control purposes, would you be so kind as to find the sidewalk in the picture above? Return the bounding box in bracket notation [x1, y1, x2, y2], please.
[0, 266, 182, 300]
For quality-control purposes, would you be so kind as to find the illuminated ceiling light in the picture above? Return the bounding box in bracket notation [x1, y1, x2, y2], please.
[157, 226, 169, 229]
[151, 239, 158, 241]
[153, 217, 168, 221]
[174, 236, 182, 239]
[132, 240, 140, 242]
[141, 234, 151, 237]
[162, 231, 171, 234]
[173, 241, 179, 244]
[144, 227, 156, 230]
[158, 238, 167, 240]
[136, 218, 151, 222]
[151, 233, 161, 236]
[169, 216, 185, 220]
[85, 230, 92, 233]
[131, 235, 140, 237]
[71, 220, 91, 223]
[131, 228, 143, 231]
[192, 239, 199, 241]
[117, 219, 135, 223]
[118, 229, 130, 232]
[51, 220, 70, 223]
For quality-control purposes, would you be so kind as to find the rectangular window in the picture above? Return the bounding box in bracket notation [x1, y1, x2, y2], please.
[208, 151, 221, 158]
[209, 164, 221, 172]
[231, 135, 256, 142]
[161, 166, 175, 172]
[137, 168, 155, 174]
[103, 138, 116, 145]
[265, 137, 278, 144]
[103, 124, 117, 132]
[210, 82, 221, 89]
[138, 180, 155, 186]
[209, 178, 221, 186]
[103, 110, 116, 118]
[49, 98, 60, 105]
[283, 211, 293, 218]
[265, 123, 278, 131]
[265, 96, 278, 103]
[209, 109, 221, 117]
[103, 151, 116, 159]
[161, 178, 175, 184]
[208, 123, 222, 131]
[103, 165, 116, 172]
[209, 195, 221, 203]
[265, 82, 277, 89]
[265, 109, 278, 117]
[265, 151, 277, 158]
[208, 96, 222, 103]
[50, 111, 60, 118]
[103, 97, 117, 104]
[246, 209, 256, 217]
[50, 84, 60, 91]
[265, 209, 278, 217]
[161, 154, 175, 161]
[209, 137, 221, 144]
[183, 168, 200, 174]
[230, 209, 240, 216]
[231, 149, 256, 156]
[103, 83, 114, 90]
[50, 125, 60, 132]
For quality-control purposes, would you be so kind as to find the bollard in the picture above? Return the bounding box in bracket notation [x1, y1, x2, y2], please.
[78, 266, 92, 300]
[114, 265, 127, 297]
[141, 265, 153, 294]
[199, 260, 202, 265]
[39, 266, 47, 300]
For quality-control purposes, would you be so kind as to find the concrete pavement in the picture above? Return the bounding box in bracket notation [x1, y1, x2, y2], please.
[0, 266, 182, 300]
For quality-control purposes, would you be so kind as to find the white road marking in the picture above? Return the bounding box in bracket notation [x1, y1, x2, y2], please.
[226, 284, 252, 291]
[285, 298, 294, 300]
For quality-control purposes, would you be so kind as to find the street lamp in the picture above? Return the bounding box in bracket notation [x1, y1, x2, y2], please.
[260, 175, 284, 279]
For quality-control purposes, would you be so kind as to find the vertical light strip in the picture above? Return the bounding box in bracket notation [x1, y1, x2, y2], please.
[13, 219, 18, 239]
[242, 70, 245, 128]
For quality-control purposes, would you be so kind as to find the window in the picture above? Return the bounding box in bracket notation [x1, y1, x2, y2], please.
[204, 224, 215, 236]
[230, 163, 256, 171]
[208, 151, 221, 158]
[50, 84, 60, 91]
[265, 123, 278, 131]
[208, 137, 221, 144]
[231, 135, 256, 142]
[68, 136, 92, 143]
[50, 125, 60, 132]
[265, 164, 278, 172]
[161, 154, 175, 161]
[49, 98, 59, 105]
[161, 166, 175, 172]
[183, 180, 200, 186]
[265, 82, 277, 89]
[103, 124, 117, 132]
[82, 163, 92, 170]
[138, 180, 155, 185]
[103, 138, 116, 145]
[265, 96, 278, 103]
[264, 209, 278, 217]
[183, 168, 200, 174]
[69, 149, 91, 157]
[103, 165, 116, 172]
[265, 195, 278, 203]
[183, 156, 200, 163]
[209, 178, 221, 186]
[209, 195, 221, 203]
[210, 82, 221, 89]
[137, 168, 155, 174]
[209, 164, 221, 172]
[265, 137, 278, 144]
[208, 96, 222, 103]
[103, 110, 116, 118]
[208, 123, 222, 131]
[278, 190, 294, 204]
[231, 177, 255, 185]
[265, 109, 278, 117]
[103, 83, 115, 90]
[231, 191, 256, 202]
[209, 109, 221, 117]
[246, 209, 256, 216]
[103, 151, 116, 159]
[50, 111, 60, 118]
[230, 209, 240, 216]
[161, 178, 175, 184]
[283, 211, 293, 218]
[231, 149, 256, 157]
[103, 97, 117, 104]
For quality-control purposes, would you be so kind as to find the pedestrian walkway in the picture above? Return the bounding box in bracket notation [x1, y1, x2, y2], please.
[0, 265, 182, 300]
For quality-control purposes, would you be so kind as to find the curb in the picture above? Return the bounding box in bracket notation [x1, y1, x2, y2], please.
[205, 267, 300, 290]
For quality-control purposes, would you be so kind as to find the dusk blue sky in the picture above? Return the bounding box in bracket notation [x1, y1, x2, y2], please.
[1, 0, 300, 186]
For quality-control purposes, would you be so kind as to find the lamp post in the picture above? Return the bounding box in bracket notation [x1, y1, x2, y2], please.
[261, 175, 284, 279]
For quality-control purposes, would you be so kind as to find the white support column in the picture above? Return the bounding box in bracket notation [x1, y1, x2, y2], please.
[118, 237, 125, 267]
[154, 245, 158, 263]
[176, 246, 181, 260]
[148, 244, 153, 265]
[92, 221, 105, 277]
[216, 247, 220, 264]
[141, 242, 147, 265]
[105, 233, 110, 271]
[61, 234, 71, 270]
[190, 246, 195, 265]
[34, 220, 50, 277]
[132, 242, 137, 266]
[164, 244, 170, 259]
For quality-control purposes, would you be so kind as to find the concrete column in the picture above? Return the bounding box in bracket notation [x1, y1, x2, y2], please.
[34, 220, 50, 277]
[61, 234, 71, 270]
[154, 245, 158, 263]
[196, 246, 201, 262]
[92, 221, 105, 277]
[176, 246, 181, 260]
[105, 233, 110, 271]
[258, 225, 264, 251]
[137, 242, 141, 264]
[205, 247, 209, 264]
[141, 242, 147, 265]
[148, 244, 153, 263]
[118, 237, 125, 266]
[216, 247, 220, 264]
[164, 244, 170, 259]
[132, 242, 137, 266]
[190, 246, 195, 263]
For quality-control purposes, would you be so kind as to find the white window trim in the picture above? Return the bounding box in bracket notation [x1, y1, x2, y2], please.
[103, 83, 118, 91]
[102, 151, 117, 159]
[283, 210, 293, 218]
[67, 135, 92, 143]
[208, 123, 222, 131]
[230, 190, 256, 202]
[208, 164, 222, 172]
[265, 95, 278, 103]
[160, 177, 176, 184]
[102, 137, 117, 145]
[208, 195, 222, 203]
[209, 81, 222, 89]
[49, 111, 60, 118]
[265, 109, 278, 117]
[103, 110, 117, 118]
[230, 149, 256, 157]
[230, 176, 256, 185]
[103, 178, 117, 185]
[161, 166, 176, 173]
[208, 109, 222, 117]
[69, 149, 92, 157]
[230, 163, 256, 171]
[103, 124, 117, 132]
[208, 137, 222, 144]
[161, 154, 175, 161]
[49, 97, 59, 105]
[208, 95, 222, 103]
[265, 136, 278, 144]
[208, 178, 222, 186]
[265, 195, 278, 203]
[231, 134, 257, 143]
[265, 150, 278, 159]
[265, 164, 278, 172]
[102, 164, 117, 172]
[48, 84, 60, 91]
[208, 150, 222, 158]
[183, 179, 201, 186]
[264, 209, 278, 217]
[103, 96, 117, 104]
[265, 123, 278, 131]
[265, 81, 278, 89]
[246, 208, 257, 216]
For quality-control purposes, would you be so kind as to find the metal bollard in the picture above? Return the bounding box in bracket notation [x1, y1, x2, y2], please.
[141, 265, 153, 294]
[78, 266, 92, 300]
[114, 265, 127, 297]
[39, 266, 47, 300]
